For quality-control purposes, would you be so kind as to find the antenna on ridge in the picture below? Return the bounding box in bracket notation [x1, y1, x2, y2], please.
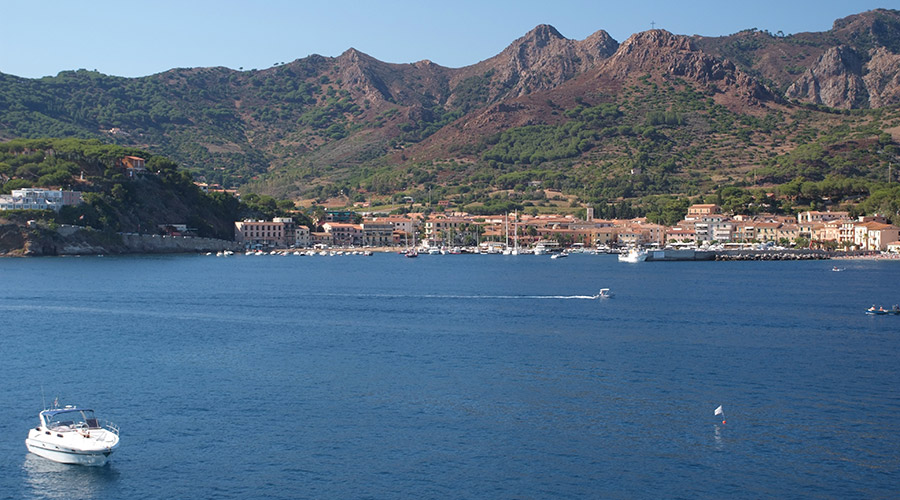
[651, 21, 656, 30]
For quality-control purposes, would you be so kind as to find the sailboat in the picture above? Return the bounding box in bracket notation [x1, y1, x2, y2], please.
[502, 213, 512, 255]
[405, 230, 417, 258]
[511, 210, 519, 255]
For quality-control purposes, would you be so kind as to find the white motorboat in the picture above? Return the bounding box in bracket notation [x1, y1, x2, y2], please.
[25, 405, 119, 466]
[617, 247, 648, 263]
[596, 288, 613, 299]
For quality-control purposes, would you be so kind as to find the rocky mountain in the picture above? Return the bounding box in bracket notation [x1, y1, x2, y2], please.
[1, 9, 899, 206]
[696, 8, 900, 109]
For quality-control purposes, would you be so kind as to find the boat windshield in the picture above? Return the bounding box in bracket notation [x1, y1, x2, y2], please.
[45, 409, 99, 430]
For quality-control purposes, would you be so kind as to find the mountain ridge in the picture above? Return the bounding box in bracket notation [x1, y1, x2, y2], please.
[1, 9, 899, 207]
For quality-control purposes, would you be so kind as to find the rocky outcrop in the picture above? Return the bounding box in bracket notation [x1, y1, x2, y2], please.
[1, 223, 240, 257]
[862, 47, 900, 108]
[785, 45, 869, 108]
[784, 43, 900, 109]
[597, 30, 772, 104]
[0, 223, 25, 255]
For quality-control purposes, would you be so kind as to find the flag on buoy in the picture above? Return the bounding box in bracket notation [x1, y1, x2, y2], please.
[714, 405, 725, 424]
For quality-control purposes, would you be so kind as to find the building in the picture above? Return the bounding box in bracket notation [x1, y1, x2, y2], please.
[424, 216, 471, 246]
[295, 225, 310, 248]
[360, 222, 394, 247]
[234, 218, 295, 248]
[120, 156, 146, 178]
[693, 215, 731, 243]
[369, 216, 416, 237]
[322, 222, 362, 246]
[322, 210, 356, 223]
[798, 210, 850, 223]
[0, 188, 83, 211]
[754, 222, 781, 242]
[854, 222, 900, 251]
[685, 204, 720, 221]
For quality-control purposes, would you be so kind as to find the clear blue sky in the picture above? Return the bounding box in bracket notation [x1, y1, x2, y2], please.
[2, 0, 897, 78]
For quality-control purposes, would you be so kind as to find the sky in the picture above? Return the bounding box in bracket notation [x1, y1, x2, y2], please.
[2, 0, 898, 79]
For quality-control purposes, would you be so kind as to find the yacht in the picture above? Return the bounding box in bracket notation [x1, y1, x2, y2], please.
[25, 405, 119, 466]
[618, 247, 648, 263]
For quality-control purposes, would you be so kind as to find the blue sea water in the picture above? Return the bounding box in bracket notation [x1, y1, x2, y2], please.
[1, 253, 899, 499]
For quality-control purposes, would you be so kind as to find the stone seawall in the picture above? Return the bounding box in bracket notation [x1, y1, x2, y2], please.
[117, 233, 242, 254]
[2, 223, 241, 256]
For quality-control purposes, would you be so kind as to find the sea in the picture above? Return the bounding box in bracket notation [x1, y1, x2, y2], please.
[1, 252, 898, 499]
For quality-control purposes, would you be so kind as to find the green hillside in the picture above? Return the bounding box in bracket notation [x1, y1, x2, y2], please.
[0, 138, 308, 239]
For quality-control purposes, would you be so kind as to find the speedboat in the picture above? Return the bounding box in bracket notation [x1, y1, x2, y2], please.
[550, 252, 568, 259]
[866, 305, 889, 315]
[595, 288, 613, 299]
[25, 405, 119, 466]
[618, 247, 648, 263]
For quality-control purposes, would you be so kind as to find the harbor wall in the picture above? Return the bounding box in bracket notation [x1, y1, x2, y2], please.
[644, 249, 833, 261]
[6, 224, 240, 256]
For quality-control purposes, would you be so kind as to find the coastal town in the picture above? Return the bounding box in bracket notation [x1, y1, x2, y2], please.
[3, 183, 900, 257]
[233, 204, 900, 255]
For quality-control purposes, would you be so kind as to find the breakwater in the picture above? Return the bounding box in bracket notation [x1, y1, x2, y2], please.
[713, 249, 831, 261]
[644, 248, 833, 261]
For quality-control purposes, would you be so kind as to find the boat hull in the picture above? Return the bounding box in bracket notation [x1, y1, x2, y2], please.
[25, 439, 113, 466]
[26, 428, 119, 466]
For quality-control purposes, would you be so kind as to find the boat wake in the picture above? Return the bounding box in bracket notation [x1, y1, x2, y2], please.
[361, 293, 606, 300]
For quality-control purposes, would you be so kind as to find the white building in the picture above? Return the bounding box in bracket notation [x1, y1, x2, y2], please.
[0, 188, 83, 211]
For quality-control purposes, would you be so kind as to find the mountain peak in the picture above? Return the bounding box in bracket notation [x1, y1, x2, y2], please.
[618, 29, 694, 53]
[523, 24, 565, 44]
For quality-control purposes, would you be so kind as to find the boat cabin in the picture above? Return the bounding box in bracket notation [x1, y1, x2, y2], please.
[40, 407, 100, 430]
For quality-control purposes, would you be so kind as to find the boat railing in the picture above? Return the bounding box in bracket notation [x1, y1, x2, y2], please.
[104, 421, 120, 436]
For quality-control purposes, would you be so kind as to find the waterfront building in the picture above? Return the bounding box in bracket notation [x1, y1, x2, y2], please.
[776, 223, 800, 243]
[693, 215, 730, 243]
[0, 188, 83, 211]
[234, 218, 294, 248]
[322, 222, 362, 246]
[755, 222, 781, 242]
[854, 222, 900, 251]
[369, 216, 416, 237]
[295, 225, 310, 248]
[360, 222, 393, 247]
[732, 221, 756, 242]
[816, 220, 842, 243]
[424, 216, 471, 246]
[310, 232, 333, 247]
[666, 223, 696, 244]
[591, 227, 620, 246]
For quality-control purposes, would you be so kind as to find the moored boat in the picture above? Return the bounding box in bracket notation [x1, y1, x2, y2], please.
[25, 405, 119, 466]
[618, 247, 648, 263]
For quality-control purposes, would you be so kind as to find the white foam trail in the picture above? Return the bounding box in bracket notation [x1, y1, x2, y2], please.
[356, 293, 601, 300]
